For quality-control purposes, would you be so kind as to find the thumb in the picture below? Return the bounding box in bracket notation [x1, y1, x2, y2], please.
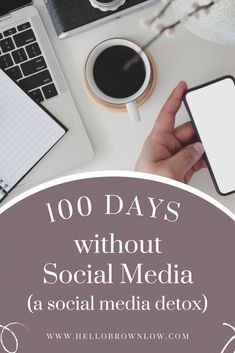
[167, 142, 204, 180]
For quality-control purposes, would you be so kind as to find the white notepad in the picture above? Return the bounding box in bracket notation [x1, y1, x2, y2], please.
[0, 70, 67, 202]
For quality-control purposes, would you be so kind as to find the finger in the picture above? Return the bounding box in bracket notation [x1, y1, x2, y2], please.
[193, 157, 207, 172]
[184, 169, 194, 184]
[185, 157, 206, 183]
[166, 142, 205, 181]
[155, 81, 188, 133]
[184, 156, 207, 183]
[174, 122, 195, 145]
[201, 157, 207, 168]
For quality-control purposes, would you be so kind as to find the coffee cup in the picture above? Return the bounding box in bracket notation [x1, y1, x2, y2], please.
[85, 38, 156, 122]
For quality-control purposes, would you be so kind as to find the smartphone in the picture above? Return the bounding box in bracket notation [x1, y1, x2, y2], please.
[183, 75, 235, 195]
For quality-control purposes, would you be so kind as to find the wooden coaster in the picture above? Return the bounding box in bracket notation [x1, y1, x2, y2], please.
[84, 46, 157, 112]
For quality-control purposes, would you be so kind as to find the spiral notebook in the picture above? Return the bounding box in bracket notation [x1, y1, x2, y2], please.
[0, 69, 67, 203]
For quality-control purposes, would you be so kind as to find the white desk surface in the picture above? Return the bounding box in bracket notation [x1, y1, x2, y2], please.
[28, 1, 235, 213]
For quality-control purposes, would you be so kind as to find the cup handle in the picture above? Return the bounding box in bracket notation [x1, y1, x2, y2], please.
[126, 101, 141, 123]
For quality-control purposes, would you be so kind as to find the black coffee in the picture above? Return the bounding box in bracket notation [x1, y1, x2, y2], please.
[93, 45, 146, 99]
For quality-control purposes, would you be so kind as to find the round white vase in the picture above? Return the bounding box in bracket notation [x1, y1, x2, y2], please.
[173, 0, 235, 45]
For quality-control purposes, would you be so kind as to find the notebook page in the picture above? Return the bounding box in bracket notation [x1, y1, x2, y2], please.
[0, 70, 66, 192]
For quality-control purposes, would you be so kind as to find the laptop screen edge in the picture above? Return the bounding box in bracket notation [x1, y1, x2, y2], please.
[0, 0, 33, 17]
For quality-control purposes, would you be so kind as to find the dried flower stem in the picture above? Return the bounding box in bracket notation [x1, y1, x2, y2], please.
[188, 0, 215, 17]
[123, 0, 215, 72]
[148, 0, 175, 25]
[144, 1, 215, 51]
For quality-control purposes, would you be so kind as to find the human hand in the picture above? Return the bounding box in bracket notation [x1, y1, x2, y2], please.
[135, 81, 206, 183]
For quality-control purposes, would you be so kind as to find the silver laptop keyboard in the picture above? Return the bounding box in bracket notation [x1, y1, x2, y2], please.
[0, 22, 58, 103]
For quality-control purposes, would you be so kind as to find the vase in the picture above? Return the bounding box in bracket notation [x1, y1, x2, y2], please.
[172, 0, 235, 45]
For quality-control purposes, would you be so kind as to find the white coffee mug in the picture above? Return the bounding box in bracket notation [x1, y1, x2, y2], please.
[85, 38, 152, 123]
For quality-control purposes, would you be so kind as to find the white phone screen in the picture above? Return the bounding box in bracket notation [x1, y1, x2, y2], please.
[184, 77, 235, 195]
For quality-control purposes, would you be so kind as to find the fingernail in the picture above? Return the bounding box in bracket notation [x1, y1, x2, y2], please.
[178, 80, 186, 86]
[177, 81, 187, 91]
[193, 142, 204, 155]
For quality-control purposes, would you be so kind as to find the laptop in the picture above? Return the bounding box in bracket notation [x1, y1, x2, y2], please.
[0, 1, 94, 191]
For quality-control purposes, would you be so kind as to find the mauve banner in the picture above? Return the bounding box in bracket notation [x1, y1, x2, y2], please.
[0, 175, 234, 353]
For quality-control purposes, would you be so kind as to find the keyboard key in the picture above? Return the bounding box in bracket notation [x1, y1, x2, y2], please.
[17, 22, 31, 31]
[26, 42, 41, 58]
[13, 29, 36, 48]
[0, 33, 3, 40]
[0, 37, 15, 53]
[0, 54, 13, 69]
[42, 83, 58, 99]
[29, 88, 44, 103]
[5, 66, 23, 80]
[12, 48, 27, 64]
[21, 56, 47, 76]
[19, 70, 53, 91]
[4, 28, 17, 37]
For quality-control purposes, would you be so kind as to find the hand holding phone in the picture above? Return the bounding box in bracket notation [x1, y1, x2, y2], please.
[183, 76, 235, 195]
